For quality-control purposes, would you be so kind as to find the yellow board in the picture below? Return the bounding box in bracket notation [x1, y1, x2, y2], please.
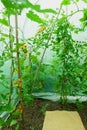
[42, 111, 85, 130]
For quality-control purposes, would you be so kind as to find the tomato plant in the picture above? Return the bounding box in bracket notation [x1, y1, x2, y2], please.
[0, 0, 87, 129]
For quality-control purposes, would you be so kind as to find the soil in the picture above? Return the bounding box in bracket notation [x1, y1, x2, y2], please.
[2, 98, 87, 130]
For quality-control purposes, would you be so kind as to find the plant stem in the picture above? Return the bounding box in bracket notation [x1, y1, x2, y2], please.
[8, 14, 14, 104]
[61, 7, 69, 102]
[28, 50, 32, 91]
[31, 5, 62, 92]
[67, 9, 83, 19]
[15, 10, 25, 128]
[72, 0, 79, 10]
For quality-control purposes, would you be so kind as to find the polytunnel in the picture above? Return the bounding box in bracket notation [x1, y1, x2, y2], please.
[0, 0, 87, 130]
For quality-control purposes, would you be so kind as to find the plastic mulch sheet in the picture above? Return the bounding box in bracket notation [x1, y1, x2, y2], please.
[42, 111, 85, 130]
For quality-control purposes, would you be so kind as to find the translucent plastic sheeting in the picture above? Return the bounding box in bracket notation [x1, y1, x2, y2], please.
[0, 95, 19, 121]
[33, 92, 87, 102]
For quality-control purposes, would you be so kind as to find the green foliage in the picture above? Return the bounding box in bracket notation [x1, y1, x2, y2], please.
[1, 0, 56, 22]
[30, 126, 35, 130]
[76, 0, 80, 2]
[0, 118, 5, 128]
[1, 0, 29, 9]
[0, 0, 87, 128]
[1, 0, 15, 9]
[80, 8, 87, 28]
[15, 124, 19, 130]
[82, 0, 87, 3]
[61, 0, 71, 5]
[26, 2, 56, 23]
[41, 104, 49, 115]
[0, 18, 9, 26]
[26, 11, 45, 23]
[10, 119, 17, 126]
[76, 100, 84, 109]
[31, 4, 57, 14]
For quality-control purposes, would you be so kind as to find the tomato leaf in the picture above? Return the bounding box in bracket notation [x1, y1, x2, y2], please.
[26, 10, 45, 23]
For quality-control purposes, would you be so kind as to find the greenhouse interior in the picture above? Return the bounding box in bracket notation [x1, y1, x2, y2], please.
[0, 0, 87, 130]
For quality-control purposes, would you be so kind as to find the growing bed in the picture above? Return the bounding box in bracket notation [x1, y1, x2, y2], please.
[2, 98, 87, 130]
